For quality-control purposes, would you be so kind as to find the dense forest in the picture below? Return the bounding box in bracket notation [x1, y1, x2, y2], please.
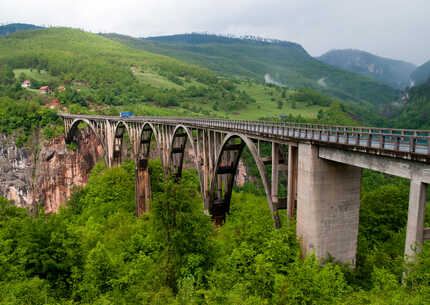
[0, 160, 429, 304]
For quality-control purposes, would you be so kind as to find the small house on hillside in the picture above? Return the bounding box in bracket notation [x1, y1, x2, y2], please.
[21, 80, 31, 88]
[57, 86, 65, 92]
[40, 86, 50, 94]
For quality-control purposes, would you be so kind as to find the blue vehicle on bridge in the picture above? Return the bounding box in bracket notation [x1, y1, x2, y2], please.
[120, 112, 134, 118]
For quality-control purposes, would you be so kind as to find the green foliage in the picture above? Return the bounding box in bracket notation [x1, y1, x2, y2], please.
[392, 80, 430, 129]
[151, 172, 215, 291]
[1, 157, 430, 304]
[275, 256, 349, 305]
[294, 87, 332, 106]
[411, 60, 430, 86]
[0, 96, 63, 145]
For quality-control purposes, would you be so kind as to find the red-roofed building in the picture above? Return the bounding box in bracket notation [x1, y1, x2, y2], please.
[57, 86, 65, 92]
[40, 86, 50, 94]
[21, 80, 31, 88]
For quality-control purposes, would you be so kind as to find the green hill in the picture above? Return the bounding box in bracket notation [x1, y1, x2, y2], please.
[0, 27, 389, 128]
[411, 60, 430, 86]
[391, 79, 430, 129]
[103, 33, 399, 106]
[317, 49, 415, 89]
[0, 27, 226, 107]
[0, 23, 42, 36]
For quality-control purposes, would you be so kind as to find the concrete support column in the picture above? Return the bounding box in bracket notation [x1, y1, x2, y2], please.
[271, 142, 281, 228]
[296, 143, 361, 265]
[135, 159, 151, 217]
[287, 145, 298, 219]
[105, 120, 115, 168]
[202, 130, 209, 211]
[404, 179, 427, 259]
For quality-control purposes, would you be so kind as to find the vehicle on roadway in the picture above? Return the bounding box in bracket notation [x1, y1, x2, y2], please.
[120, 112, 134, 118]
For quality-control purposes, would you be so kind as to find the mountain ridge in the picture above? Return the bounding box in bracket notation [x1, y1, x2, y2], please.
[411, 60, 430, 86]
[103, 32, 399, 106]
[0, 23, 42, 36]
[317, 49, 416, 89]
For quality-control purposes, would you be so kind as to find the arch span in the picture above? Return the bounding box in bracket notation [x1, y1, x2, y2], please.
[66, 118, 107, 158]
[134, 122, 161, 217]
[209, 133, 279, 226]
[112, 121, 132, 166]
[137, 122, 160, 161]
[168, 125, 206, 207]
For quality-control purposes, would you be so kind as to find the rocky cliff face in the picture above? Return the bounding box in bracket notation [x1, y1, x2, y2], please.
[0, 129, 103, 213]
[0, 134, 34, 208]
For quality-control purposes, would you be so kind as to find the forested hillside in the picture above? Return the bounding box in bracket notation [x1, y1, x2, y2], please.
[103, 33, 400, 106]
[0, 160, 429, 304]
[0, 27, 385, 126]
[0, 23, 42, 36]
[391, 79, 430, 129]
[317, 49, 416, 89]
[411, 60, 430, 86]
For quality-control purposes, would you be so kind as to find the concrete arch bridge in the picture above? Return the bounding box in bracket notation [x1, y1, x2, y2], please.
[62, 114, 430, 265]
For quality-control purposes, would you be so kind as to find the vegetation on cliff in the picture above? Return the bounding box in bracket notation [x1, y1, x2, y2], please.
[391, 80, 430, 129]
[0, 160, 429, 304]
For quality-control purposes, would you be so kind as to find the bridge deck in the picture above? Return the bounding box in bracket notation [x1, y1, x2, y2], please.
[61, 114, 430, 163]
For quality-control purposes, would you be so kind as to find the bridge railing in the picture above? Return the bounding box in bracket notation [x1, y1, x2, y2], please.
[61, 114, 430, 156]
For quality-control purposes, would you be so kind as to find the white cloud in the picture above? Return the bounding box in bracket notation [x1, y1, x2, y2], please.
[1, 0, 429, 65]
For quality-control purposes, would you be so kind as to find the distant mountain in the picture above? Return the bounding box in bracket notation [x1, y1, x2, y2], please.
[102, 33, 399, 106]
[411, 60, 430, 86]
[317, 49, 416, 89]
[0, 23, 42, 36]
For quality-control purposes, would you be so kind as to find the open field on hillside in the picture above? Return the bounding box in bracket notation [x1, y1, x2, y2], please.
[13, 68, 57, 82]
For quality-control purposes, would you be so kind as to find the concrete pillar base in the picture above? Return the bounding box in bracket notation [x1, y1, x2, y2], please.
[404, 179, 427, 259]
[135, 159, 151, 217]
[297, 143, 361, 265]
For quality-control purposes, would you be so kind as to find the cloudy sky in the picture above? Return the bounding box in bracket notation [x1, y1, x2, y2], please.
[1, 0, 429, 65]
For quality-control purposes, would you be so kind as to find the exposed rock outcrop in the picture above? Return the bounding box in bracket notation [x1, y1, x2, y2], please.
[0, 129, 103, 212]
[0, 134, 33, 208]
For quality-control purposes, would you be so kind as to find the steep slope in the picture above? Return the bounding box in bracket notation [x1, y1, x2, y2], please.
[411, 60, 430, 86]
[0, 28, 222, 106]
[317, 49, 416, 89]
[0, 23, 42, 36]
[104, 33, 399, 106]
[392, 79, 430, 129]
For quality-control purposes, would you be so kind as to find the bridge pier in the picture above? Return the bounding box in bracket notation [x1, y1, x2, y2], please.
[287, 145, 298, 219]
[135, 158, 151, 217]
[296, 143, 362, 265]
[405, 179, 427, 259]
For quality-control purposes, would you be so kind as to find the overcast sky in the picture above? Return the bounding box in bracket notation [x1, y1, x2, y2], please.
[1, 0, 429, 65]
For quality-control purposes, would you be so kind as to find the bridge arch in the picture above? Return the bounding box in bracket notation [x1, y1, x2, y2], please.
[137, 122, 160, 160]
[112, 121, 133, 166]
[209, 133, 278, 225]
[66, 118, 107, 158]
[168, 124, 206, 206]
[134, 122, 161, 217]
